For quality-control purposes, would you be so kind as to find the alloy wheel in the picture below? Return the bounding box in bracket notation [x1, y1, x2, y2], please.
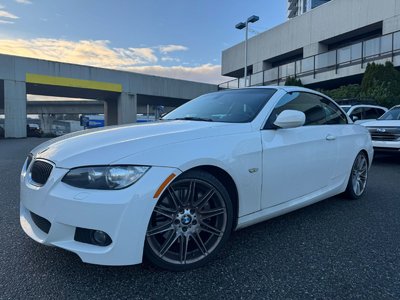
[351, 153, 368, 196]
[146, 177, 229, 266]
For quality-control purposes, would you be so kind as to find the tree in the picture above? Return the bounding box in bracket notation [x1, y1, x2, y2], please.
[320, 84, 361, 100]
[284, 76, 303, 87]
[360, 62, 400, 107]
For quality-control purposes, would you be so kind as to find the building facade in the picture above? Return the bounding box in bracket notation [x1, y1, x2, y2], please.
[288, 0, 331, 19]
[221, 0, 400, 90]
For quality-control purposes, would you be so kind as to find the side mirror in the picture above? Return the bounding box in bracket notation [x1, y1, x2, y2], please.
[274, 110, 305, 129]
[352, 115, 359, 122]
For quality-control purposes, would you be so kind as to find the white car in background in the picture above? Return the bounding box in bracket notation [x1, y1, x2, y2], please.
[340, 104, 388, 123]
[20, 87, 373, 271]
[362, 105, 400, 152]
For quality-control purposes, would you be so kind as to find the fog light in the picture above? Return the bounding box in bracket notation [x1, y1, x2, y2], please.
[74, 227, 112, 246]
[92, 230, 109, 246]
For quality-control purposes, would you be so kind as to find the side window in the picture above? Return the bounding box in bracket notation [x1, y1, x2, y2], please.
[363, 107, 380, 119]
[376, 108, 386, 118]
[264, 92, 347, 129]
[350, 108, 363, 120]
[320, 98, 348, 124]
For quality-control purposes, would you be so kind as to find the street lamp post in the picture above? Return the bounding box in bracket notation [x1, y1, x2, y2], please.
[235, 15, 259, 87]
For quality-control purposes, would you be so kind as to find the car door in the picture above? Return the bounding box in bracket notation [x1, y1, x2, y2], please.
[260, 92, 347, 209]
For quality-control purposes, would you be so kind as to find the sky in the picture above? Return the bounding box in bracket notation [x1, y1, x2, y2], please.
[0, 0, 286, 84]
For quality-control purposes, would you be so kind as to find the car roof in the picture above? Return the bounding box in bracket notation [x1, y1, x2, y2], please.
[341, 104, 387, 109]
[239, 85, 329, 97]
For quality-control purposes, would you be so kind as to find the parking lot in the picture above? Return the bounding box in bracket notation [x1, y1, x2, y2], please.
[1, 138, 399, 299]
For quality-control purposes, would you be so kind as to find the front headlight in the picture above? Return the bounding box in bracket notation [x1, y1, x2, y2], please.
[62, 165, 150, 190]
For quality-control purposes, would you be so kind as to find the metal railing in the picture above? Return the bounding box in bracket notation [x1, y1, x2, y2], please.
[219, 30, 400, 89]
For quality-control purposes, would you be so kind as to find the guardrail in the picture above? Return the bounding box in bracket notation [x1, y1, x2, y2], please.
[219, 30, 400, 89]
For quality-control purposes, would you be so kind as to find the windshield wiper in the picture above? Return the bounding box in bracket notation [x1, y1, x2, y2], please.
[173, 117, 213, 122]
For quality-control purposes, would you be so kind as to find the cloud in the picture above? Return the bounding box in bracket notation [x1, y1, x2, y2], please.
[15, 0, 32, 4]
[0, 19, 14, 24]
[161, 56, 181, 62]
[158, 44, 188, 53]
[126, 64, 227, 84]
[0, 38, 231, 84]
[0, 10, 19, 19]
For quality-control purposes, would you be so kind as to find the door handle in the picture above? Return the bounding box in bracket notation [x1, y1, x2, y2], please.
[326, 134, 336, 141]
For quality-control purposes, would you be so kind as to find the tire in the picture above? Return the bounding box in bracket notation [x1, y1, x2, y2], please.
[144, 170, 233, 271]
[345, 151, 369, 200]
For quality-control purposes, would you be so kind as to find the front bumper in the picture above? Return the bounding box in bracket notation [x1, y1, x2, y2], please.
[20, 159, 181, 266]
[372, 140, 400, 151]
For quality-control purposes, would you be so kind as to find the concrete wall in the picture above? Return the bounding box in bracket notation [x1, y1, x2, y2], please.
[222, 0, 400, 76]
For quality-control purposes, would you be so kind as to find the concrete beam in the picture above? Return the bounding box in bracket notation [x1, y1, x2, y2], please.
[303, 43, 329, 58]
[4, 80, 26, 138]
[383, 15, 400, 35]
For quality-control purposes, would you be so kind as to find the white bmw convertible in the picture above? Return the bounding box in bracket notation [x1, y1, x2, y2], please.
[20, 87, 373, 271]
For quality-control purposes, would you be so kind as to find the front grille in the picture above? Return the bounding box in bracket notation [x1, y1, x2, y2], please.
[368, 127, 400, 142]
[371, 134, 400, 141]
[30, 212, 51, 234]
[30, 160, 53, 186]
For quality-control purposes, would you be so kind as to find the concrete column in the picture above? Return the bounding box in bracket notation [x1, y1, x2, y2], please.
[4, 80, 27, 138]
[104, 99, 118, 126]
[117, 93, 137, 124]
[303, 42, 328, 57]
[39, 114, 55, 134]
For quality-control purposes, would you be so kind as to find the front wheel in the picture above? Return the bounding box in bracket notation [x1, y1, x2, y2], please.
[345, 152, 369, 199]
[144, 170, 233, 271]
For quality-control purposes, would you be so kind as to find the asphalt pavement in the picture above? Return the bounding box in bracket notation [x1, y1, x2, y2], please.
[1, 138, 399, 299]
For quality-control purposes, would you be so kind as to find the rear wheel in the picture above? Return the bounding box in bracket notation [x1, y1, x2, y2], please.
[144, 170, 233, 271]
[345, 152, 369, 199]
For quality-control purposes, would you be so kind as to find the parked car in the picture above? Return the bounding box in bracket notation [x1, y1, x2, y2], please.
[27, 124, 43, 137]
[340, 104, 388, 123]
[361, 105, 400, 152]
[20, 87, 373, 271]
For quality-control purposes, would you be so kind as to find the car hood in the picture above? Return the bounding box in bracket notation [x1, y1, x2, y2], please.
[361, 120, 400, 127]
[31, 121, 248, 168]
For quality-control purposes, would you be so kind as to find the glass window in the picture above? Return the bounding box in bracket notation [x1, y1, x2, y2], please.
[338, 46, 351, 64]
[279, 62, 295, 78]
[299, 57, 314, 73]
[265, 92, 347, 129]
[227, 80, 238, 89]
[378, 107, 400, 120]
[364, 37, 380, 58]
[320, 98, 349, 125]
[375, 108, 386, 118]
[315, 51, 336, 69]
[250, 72, 263, 86]
[381, 35, 392, 54]
[163, 88, 277, 123]
[394, 32, 400, 50]
[363, 107, 381, 119]
[350, 108, 363, 120]
[264, 68, 279, 82]
[351, 43, 362, 61]
[238, 78, 247, 88]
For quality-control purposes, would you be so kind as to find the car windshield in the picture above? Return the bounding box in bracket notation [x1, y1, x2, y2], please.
[378, 107, 400, 120]
[162, 88, 277, 123]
